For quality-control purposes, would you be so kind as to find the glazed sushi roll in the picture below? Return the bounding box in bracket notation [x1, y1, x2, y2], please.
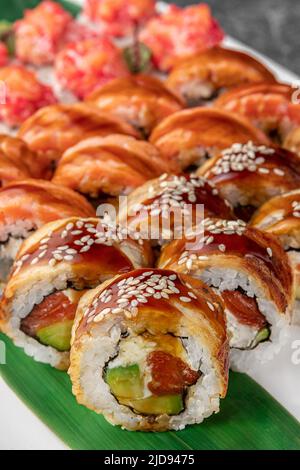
[197, 141, 300, 221]
[86, 75, 184, 137]
[18, 103, 139, 176]
[250, 189, 300, 322]
[140, 3, 224, 72]
[55, 37, 129, 99]
[149, 108, 270, 171]
[0, 136, 31, 185]
[0, 218, 151, 369]
[0, 180, 94, 284]
[0, 135, 50, 181]
[69, 268, 228, 431]
[166, 46, 276, 106]
[52, 135, 170, 202]
[117, 173, 234, 248]
[158, 218, 293, 371]
[83, 0, 156, 38]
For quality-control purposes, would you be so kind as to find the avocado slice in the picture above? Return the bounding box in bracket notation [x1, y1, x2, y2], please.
[36, 320, 73, 351]
[121, 394, 184, 415]
[251, 326, 271, 349]
[105, 364, 144, 399]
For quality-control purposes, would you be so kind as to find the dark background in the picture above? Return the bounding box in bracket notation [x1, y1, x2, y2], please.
[169, 0, 300, 75]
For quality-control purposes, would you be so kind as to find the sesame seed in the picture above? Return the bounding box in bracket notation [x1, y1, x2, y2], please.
[93, 313, 103, 323]
[64, 255, 74, 261]
[188, 291, 197, 299]
[186, 259, 193, 270]
[112, 308, 123, 314]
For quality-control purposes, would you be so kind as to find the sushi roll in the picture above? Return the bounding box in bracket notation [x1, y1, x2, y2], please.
[250, 189, 300, 323]
[52, 134, 170, 203]
[0, 180, 94, 285]
[0, 218, 151, 369]
[117, 173, 234, 248]
[86, 75, 184, 137]
[18, 103, 139, 176]
[0, 136, 31, 185]
[83, 0, 156, 38]
[0, 65, 57, 130]
[215, 83, 300, 152]
[69, 268, 228, 431]
[0, 134, 49, 181]
[140, 4, 224, 72]
[14, 1, 73, 66]
[166, 46, 276, 106]
[149, 108, 270, 171]
[197, 141, 300, 221]
[158, 218, 294, 371]
[55, 37, 129, 99]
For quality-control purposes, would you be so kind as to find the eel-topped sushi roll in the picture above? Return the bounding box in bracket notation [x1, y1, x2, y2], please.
[0, 218, 151, 369]
[158, 218, 294, 371]
[0, 180, 94, 285]
[250, 189, 300, 323]
[69, 268, 228, 431]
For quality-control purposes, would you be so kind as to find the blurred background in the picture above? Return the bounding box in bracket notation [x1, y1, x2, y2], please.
[169, 0, 300, 75]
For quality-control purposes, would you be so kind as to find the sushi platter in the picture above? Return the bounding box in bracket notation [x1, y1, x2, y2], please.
[0, 0, 300, 450]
